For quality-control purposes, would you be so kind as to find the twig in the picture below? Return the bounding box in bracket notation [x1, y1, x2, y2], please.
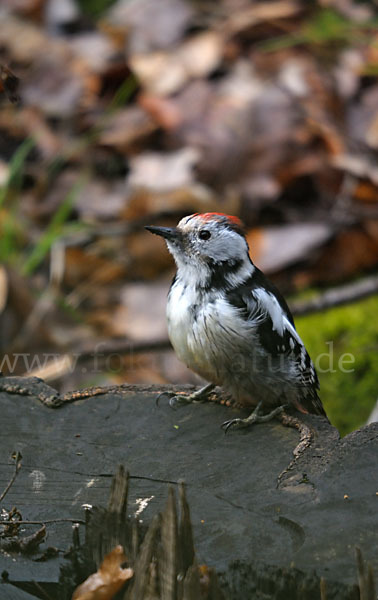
[276, 412, 313, 488]
[78, 338, 171, 360]
[320, 577, 327, 600]
[0, 452, 22, 503]
[24, 276, 378, 383]
[290, 274, 378, 317]
[1, 518, 85, 525]
[31, 580, 54, 600]
[356, 546, 376, 600]
[25, 339, 171, 382]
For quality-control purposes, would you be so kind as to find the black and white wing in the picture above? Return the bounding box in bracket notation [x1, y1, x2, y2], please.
[226, 268, 326, 417]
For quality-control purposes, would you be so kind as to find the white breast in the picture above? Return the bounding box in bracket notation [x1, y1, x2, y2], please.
[167, 280, 252, 383]
[167, 280, 197, 363]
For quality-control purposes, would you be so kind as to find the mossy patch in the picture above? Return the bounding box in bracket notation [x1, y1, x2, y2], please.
[295, 295, 378, 436]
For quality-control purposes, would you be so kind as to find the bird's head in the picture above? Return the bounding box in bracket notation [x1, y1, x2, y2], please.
[145, 213, 254, 288]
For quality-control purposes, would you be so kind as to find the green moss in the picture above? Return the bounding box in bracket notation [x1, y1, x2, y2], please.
[294, 295, 378, 436]
[76, 0, 117, 19]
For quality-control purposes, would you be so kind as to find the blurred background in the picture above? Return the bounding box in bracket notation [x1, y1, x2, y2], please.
[0, 0, 377, 435]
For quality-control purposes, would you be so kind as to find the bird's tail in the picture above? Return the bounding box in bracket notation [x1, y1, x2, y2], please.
[294, 391, 329, 421]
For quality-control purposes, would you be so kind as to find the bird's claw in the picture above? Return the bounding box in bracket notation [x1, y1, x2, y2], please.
[221, 403, 287, 433]
[155, 391, 194, 409]
[168, 394, 194, 409]
[155, 391, 175, 407]
[221, 418, 249, 434]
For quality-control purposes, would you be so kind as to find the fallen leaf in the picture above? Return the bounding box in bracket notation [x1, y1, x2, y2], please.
[106, 0, 193, 54]
[110, 281, 169, 340]
[26, 353, 74, 382]
[0, 266, 8, 314]
[69, 32, 116, 74]
[74, 179, 126, 220]
[22, 53, 87, 117]
[138, 94, 183, 130]
[45, 0, 79, 30]
[123, 186, 218, 222]
[294, 222, 378, 286]
[247, 223, 334, 273]
[99, 106, 157, 151]
[127, 147, 200, 192]
[3, 525, 46, 554]
[334, 49, 364, 99]
[64, 248, 126, 288]
[225, 0, 302, 36]
[0, 65, 20, 104]
[178, 31, 223, 79]
[332, 154, 378, 187]
[354, 181, 378, 204]
[129, 31, 223, 96]
[72, 545, 133, 600]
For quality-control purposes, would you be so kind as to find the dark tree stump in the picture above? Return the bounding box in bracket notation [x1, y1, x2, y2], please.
[0, 377, 376, 598]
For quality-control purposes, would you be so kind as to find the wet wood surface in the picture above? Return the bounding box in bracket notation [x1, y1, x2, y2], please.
[0, 377, 377, 597]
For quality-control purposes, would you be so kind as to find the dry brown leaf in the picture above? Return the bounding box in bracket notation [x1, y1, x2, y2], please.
[99, 107, 157, 151]
[106, 0, 193, 54]
[365, 111, 378, 149]
[294, 223, 378, 287]
[334, 49, 364, 99]
[179, 31, 223, 79]
[123, 229, 176, 278]
[354, 181, 378, 204]
[26, 353, 74, 382]
[225, 0, 302, 35]
[305, 111, 345, 157]
[22, 54, 87, 117]
[75, 179, 126, 220]
[122, 186, 218, 222]
[247, 223, 333, 273]
[127, 147, 199, 192]
[64, 248, 126, 288]
[110, 282, 168, 340]
[0, 64, 20, 104]
[130, 31, 223, 96]
[19, 107, 63, 158]
[0, 265, 8, 314]
[0, 14, 48, 63]
[72, 545, 133, 600]
[69, 32, 116, 74]
[0, 15, 99, 115]
[138, 94, 183, 130]
[332, 154, 378, 187]
[2, 0, 45, 20]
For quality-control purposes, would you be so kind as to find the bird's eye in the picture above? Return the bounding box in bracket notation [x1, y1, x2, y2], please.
[199, 229, 211, 240]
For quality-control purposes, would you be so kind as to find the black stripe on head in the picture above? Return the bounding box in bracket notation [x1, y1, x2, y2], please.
[221, 217, 246, 238]
[187, 213, 245, 237]
[197, 213, 246, 238]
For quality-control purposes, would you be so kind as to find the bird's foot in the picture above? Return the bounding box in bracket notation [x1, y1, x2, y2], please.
[156, 383, 215, 409]
[221, 401, 286, 434]
[156, 392, 194, 409]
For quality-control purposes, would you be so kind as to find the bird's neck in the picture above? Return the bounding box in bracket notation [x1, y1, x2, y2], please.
[175, 254, 255, 293]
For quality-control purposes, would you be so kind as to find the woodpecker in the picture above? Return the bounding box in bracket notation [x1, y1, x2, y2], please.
[145, 213, 327, 430]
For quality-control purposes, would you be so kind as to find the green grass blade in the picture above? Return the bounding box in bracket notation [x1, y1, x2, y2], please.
[22, 178, 84, 275]
[0, 137, 35, 208]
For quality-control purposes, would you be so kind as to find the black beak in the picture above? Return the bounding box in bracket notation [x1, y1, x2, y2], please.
[145, 226, 180, 242]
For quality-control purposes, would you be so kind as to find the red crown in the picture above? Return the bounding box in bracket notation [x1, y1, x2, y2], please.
[191, 212, 244, 234]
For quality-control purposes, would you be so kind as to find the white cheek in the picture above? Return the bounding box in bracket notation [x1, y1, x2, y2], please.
[206, 236, 247, 262]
